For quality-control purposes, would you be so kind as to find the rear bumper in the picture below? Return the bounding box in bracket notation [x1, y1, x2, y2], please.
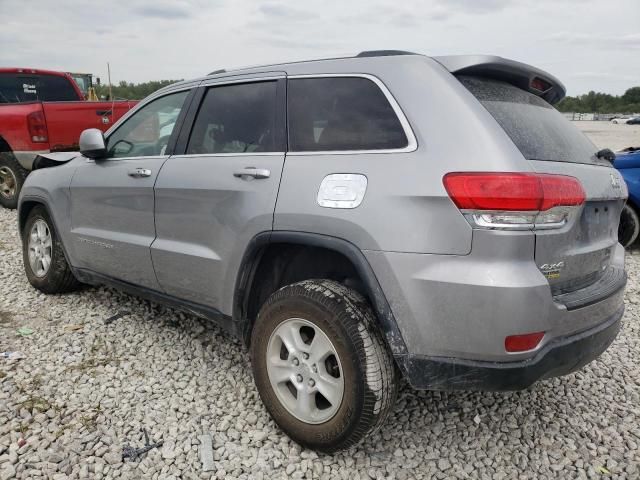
[402, 306, 623, 391]
[365, 231, 626, 361]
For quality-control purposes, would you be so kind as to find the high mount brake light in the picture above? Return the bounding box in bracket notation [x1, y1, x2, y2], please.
[443, 173, 585, 230]
[27, 111, 48, 143]
[531, 77, 552, 93]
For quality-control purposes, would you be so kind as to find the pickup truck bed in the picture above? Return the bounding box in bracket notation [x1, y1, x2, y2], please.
[1, 100, 136, 170]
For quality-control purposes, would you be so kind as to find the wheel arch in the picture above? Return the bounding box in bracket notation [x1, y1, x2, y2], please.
[18, 197, 63, 248]
[234, 231, 408, 357]
[18, 199, 46, 238]
[0, 136, 12, 154]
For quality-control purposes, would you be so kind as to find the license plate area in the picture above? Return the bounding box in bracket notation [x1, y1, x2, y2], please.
[535, 200, 622, 292]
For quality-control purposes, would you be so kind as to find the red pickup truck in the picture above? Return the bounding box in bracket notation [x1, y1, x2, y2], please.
[0, 68, 137, 208]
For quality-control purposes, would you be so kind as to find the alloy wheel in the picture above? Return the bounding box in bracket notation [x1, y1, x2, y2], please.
[0, 166, 17, 200]
[28, 219, 53, 277]
[266, 318, 345, 424]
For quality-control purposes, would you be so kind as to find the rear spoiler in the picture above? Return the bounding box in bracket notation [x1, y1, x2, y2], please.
[433, 55, 566, 105]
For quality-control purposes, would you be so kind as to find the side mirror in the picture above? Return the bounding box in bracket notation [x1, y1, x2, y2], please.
[79, 128, 107, 159]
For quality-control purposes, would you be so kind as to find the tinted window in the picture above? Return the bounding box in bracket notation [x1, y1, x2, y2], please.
[0, 74, 78, 103]
[288, 77, 408, 151]
[106, 90, 189, 158]
[40, 76, 79, 101]
[187, 81, 279, 154]
[459, 75, 600, 165]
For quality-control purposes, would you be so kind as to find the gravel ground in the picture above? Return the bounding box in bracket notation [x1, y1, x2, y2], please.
[1, 214, 640, 480]
[574, 121, 640, 150]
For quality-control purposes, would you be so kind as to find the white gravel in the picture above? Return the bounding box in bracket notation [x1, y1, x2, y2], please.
[1, 206, 639, 479]
[574, 121, 640, 151]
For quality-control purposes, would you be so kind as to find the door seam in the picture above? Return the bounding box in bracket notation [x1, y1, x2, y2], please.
[149, 156, 171, 292]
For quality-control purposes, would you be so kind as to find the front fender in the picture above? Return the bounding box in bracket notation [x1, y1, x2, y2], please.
[18, 160, 79, 264]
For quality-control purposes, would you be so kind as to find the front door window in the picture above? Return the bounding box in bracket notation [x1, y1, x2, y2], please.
[106, 90, 189, 158]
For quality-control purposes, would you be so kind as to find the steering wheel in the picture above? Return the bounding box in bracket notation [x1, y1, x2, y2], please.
[156, 135, 172, 155]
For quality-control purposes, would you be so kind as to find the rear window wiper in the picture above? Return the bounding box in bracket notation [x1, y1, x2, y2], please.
[595, 148, 616, 163]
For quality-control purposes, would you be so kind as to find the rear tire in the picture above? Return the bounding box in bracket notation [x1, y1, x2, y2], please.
[619, 203, 640, 248]
[250, 279, 397, 453]
[22, 206, 80, 293]
[0, 152, 28, 209]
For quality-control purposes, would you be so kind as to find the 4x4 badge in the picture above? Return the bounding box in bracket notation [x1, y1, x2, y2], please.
[611, 173, 621, 189]
[539, 261, 565, 279]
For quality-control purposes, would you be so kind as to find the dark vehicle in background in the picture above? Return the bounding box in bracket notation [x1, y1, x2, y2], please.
[0, 68, 136, 208]
[616, 147, 640, 247]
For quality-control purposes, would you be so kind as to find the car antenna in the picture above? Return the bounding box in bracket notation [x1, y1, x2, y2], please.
[108, 62, 115, 119]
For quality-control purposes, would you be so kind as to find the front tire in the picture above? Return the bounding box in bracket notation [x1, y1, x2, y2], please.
[250, 279, 397, 453]
[619, 203, 640, 248]
[0, 152, 28, 209]
[22, 206, 80, 293]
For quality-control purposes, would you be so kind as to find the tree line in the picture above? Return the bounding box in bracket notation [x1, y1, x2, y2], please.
[94, 80, 182, 101]
[556, 87, 640, 114]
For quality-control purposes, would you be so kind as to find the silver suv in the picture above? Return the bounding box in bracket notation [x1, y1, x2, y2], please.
[18, 51, 627, 452]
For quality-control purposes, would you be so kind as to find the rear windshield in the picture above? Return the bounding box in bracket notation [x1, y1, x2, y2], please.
[0, 73, 78, 103]
[459, 75, 601, 165]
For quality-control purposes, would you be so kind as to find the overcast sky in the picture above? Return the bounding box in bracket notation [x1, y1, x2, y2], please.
[1, 0, 638, 96]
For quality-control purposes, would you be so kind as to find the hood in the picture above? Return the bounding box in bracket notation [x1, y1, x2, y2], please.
[33, 152, 80, 170]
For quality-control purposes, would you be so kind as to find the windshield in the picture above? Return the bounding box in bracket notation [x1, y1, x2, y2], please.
[459, 75, 604, 165]
[70, 74, 91, 97]
[0, 73, 78, 103]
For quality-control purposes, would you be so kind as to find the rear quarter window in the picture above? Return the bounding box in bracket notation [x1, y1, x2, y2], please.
[288, 77, 408, 152]
[459, 75, 601, 165]
[40, 75, 79, 101]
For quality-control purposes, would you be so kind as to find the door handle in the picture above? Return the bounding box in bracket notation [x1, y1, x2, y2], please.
[128, 168, 152, 178]
[233, 167, 271, 180]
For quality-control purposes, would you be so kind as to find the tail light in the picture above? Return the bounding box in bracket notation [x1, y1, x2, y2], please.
[27, 111, 48, 143]
[443, 172, 585, 230]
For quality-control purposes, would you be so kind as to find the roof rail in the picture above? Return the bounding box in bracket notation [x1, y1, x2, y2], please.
[356, 50, 418, 58]
[204, 51, 419, 77]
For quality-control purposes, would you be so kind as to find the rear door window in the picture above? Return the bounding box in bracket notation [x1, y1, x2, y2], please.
[40, 75, 79, 101]
[287, 77, 408, 152]
[0, 73, 78, 103]
[458, 75, 601, 165]
[186, 81, 280, 154]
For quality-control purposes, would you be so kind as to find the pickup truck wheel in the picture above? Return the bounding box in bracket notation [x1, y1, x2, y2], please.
[22, 206, 79, 293]
[619, 203, 640, 248]
[250, 279, 397, 453]
[0, 153, 28, 209]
